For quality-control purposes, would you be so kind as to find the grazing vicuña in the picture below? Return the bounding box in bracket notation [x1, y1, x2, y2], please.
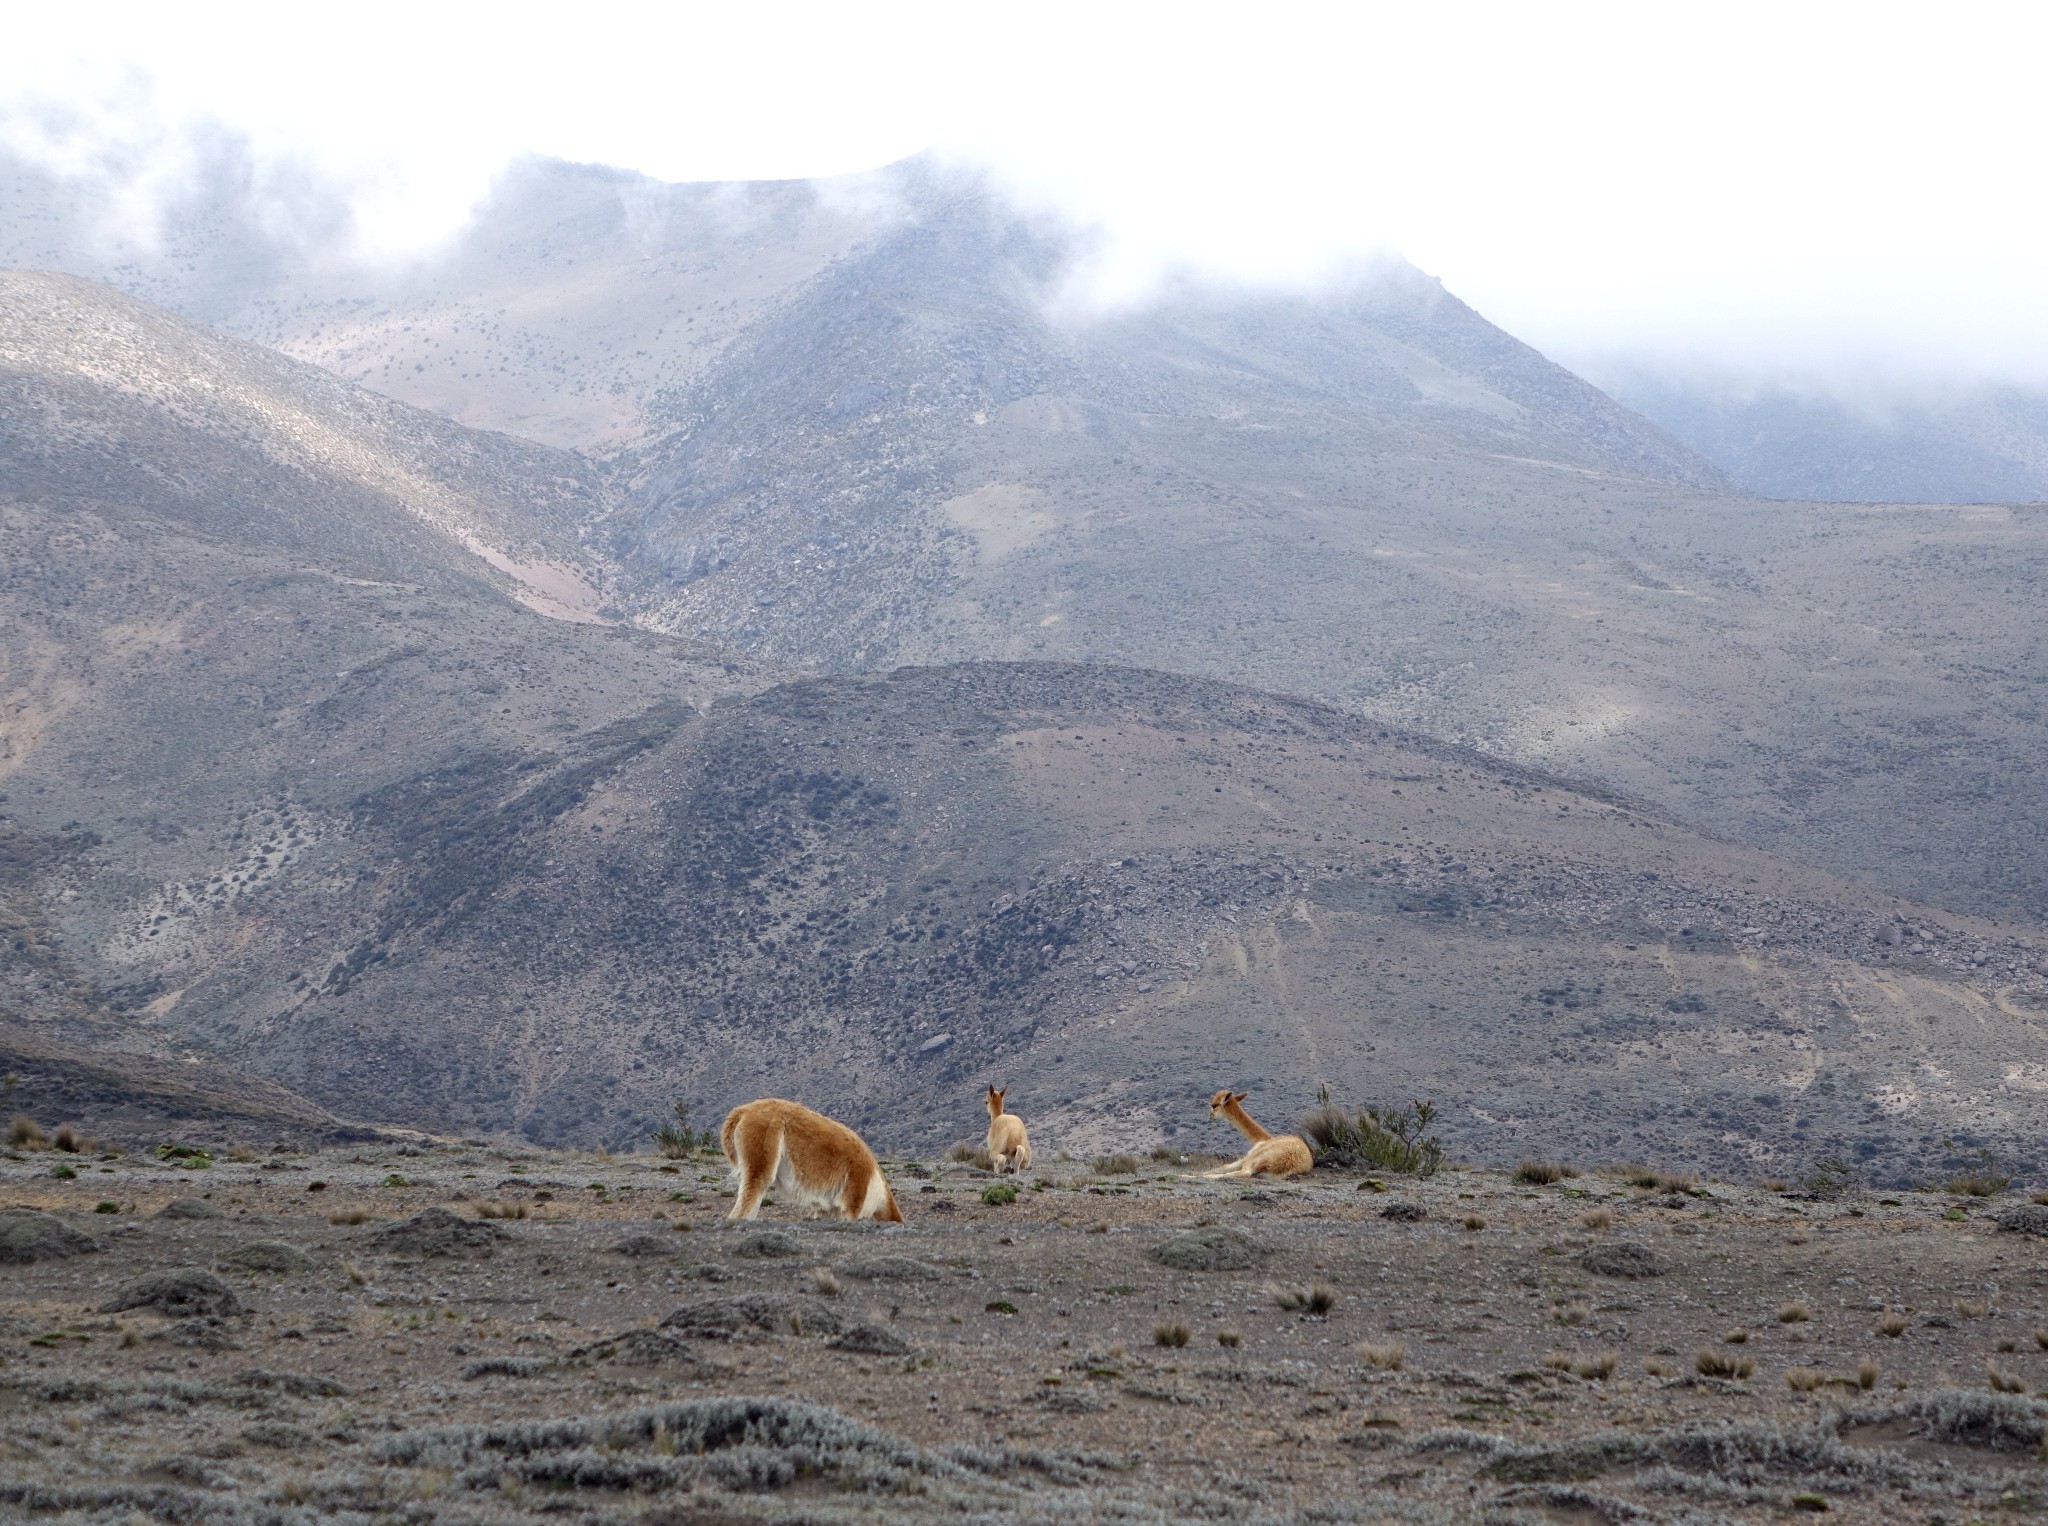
[719, 1099, 903, 1223]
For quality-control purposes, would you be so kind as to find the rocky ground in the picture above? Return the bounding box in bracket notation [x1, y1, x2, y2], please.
[4, 1133, 2047, 1524]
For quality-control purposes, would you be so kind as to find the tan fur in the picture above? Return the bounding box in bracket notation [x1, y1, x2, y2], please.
[1201, 1089, 1313, 1179]
[984, 1085, 1032, 1174]
[719, 1098, 903, 1222]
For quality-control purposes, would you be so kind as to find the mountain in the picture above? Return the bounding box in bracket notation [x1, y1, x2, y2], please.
[3, 277, 2045, 1176]
[1604, 370, 2048, 505]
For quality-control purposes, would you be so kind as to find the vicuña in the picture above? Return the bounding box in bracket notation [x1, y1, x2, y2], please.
[984, 1084, 1033, 1174]
[1202, 1089, 1314, 1179]
[719, 1098, 903, 1222]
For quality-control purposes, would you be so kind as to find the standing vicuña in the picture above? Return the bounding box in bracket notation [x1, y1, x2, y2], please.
[720, 1098, 903, 1222]
[984, 1085, 1033, 1174]
[1202, 1089, 1314, 1178]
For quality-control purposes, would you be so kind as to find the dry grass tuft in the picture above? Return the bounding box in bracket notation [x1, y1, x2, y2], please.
[1618, 1164, 1696, 1193]
[1758, 1177, 1792, 1193]
[1513, 1160, 1575, 1186]
[9, 1114, 47, 1150]
[1878, 1311, 1909, 1338]
[1574, 1351, 1618, 1380]
[1216, 1328, 1241, 1349]
[1553, 1297, 1591, 1327]
[1357, 1341, 1404, 1370]
[1153, 1321, 1190, 1349]
[1462, 1214, 1487, 1232]
[810, 1268, 842, 1297]
[1540, 1352, 1573, 1372]
[1954, 1297, 1990, 1319]
[327, 1208, 373, 1226]
[343, 1261, 370, 1286]
[226, 1144, 258, 1164]
[2034, 1328, 2048, 1352]
[1696, 1349, 1754, 1379]
[1987, 1360, 2029, 1394]
[52, 1123, 94, 1154]
[1271, 1281, 1339, 1316]
[1857, 1358, 1879, 1390]
[1786, 1367, 1827, 1393]
[475, 1201, 528, 1220]
[1644, 1357, 1674, 1378]
[1092, 1153, 1141, 1176]
[2032, 1190, 2048, 1207]
[1779, 1300, 1812, 1324]
[1996, 1336, 2017, 1353]
[946, 1142, 995, 1172]
[1724, 1329, 1750, 1345]
[1581, 1208, 1613, 1232]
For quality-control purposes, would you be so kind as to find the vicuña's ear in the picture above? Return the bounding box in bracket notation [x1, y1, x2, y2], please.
[1233, 1091, 1248, 1103]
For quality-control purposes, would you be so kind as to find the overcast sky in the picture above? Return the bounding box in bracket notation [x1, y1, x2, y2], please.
[6, 1, 2045, 389]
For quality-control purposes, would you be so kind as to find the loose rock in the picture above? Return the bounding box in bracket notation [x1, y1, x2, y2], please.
[100, 1268, 243, 1318]
[1580, 1242, 1671, 1279]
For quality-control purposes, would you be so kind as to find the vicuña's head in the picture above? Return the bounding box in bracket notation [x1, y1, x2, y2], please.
[1209, 1089, 1248, 1118]
[986, 1084, 1006, 1115]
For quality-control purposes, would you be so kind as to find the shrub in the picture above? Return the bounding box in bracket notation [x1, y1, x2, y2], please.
[1786, 1368, 1827, 1393]
[1091, 1154, 1140, 1176]
[655, 1102, 716, 1159]
[1300, 1089, 1443, 1176]
[1217, 1328, 1242, 1349]
[1804, 1156, 1856, 1198]
[1148, 1145, 1180, 1162]
[1553, 1298, 1591, 1327]
[981, 1183, 1018, 1206]
[1357, 1341, 1404, 1370]
[1878, 1311, 1909, 1337]
[1270, 1281, 1338, 1315]
[1696, 1349, 1753, 1379]
[1581, 1208, 1613, 1231]
[1987, 1360, 2028, 1394]
[1574, 1351, 1617, 1380]
[8, 1115, 46, 1149]
[810, 1268, 841, 1297]
[1858, 1358, 1879, 1389]
[1514, 1161, 1576, 1186]
[1152, 1322, 1190, 1348]
[49, 1164, 76, 1179]
[157, 1143, 214, 1170]
[52, 1124, 87, 1154]
[947, 1142, 994, 1171]
[1946, 1149, 2013, 1197]
[1462, 1214, 1487, 1231]
[93, 1201, 119, 1214]
[1779, 1301, 1811, 1324]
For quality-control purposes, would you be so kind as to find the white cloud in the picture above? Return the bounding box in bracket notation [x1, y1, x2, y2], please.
[6, 0, 2046, 384]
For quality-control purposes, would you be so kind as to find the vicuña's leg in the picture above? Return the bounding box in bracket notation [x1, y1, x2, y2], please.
[726, 1121, 779, 1221]
[1202, 1155, 1257, 1178]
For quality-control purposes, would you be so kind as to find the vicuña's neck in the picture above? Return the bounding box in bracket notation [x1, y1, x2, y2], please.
[1225, 1103, 1272, 1142]
[988, 1098, 1004, 1118]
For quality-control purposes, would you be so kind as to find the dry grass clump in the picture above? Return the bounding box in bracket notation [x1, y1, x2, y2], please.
[1540, 1351, 1573, 1372]
[226, 1144, 259, 1163]
[1153, 1321, 1190, 1349]
[1857, 1358, 1880, 1390]
[327, 1209, 373, 1226]
[1878, 1311, 1909, 1338]
[946, 1142, 995, 1171]
[1617, 1164, 1695, 1193]
[1461, 1214, 1487, 1232]
[9, 1115, 47, 1149]
[1148, 1145, 1180, 1163]
[1092, 1153, 1140, 1176]
[1552, 1297, 1591, 1327]
[2033, 1328, 2048, 1352]
[1696, 1349, 1754, 1379]
[1643, 1357, 1674, 1378]
[1724, 1328, 1750, 1345]
[1270, 1281, 1339, 1316]
[1574, 1351, 1618, 1380]
[1987, 1361, 2029, 1394]
[809, 1268, 842, 1297]
[1954, 1297, 1990, 1319]
[2032, 1190, 2048, 1207]
[1216, 1328, 1242, 1349]
[1357, 1341, 1404, 1370]
[1786, 1367, 1828, 1393]
[1779, 1300, 1812, 1324]
[474, 1201, 528, 1220]
[1581, 1208, 1613, 1231]
[1757, 1177, 1792, 1193]
[52, 1123, 97, 1154]
[1513, 1160, 1576, 1186]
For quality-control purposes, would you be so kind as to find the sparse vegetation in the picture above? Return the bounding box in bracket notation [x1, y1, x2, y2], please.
[1786, 1367, 1827, 1392]
[1573, 1351, 1617, 1380]
[1091, 1154, 1140, 1176]
[1696, 1349, 1754, 1379]
[810, 1268, 842, 1297]
[1779, 1300, 1812, 1323]
[1216, 1328, 1242, 1349]
[8, 1115, 46, 1149]
[1513, 1160, 1576, 1185]
[1724, 1328, 1750, 1344]
[1987, 1360, 2028, 1394]
[981, 1182, 1018, 1206]
[1462, 1213, 1486, 1231]
[1270, 1281, 1339, 1316]
[655, 1102, 715, 1159]
[947, 1142, 995, 1171]
[1152, 1321, 1190, 1348]
[1879, 1311, 1909, 1338]
[1804, 1156, 1857, 1198]
[1357, 1341, 1404, 1370]
[1858, 1358, 1879, 1389]
[1946, 1149, 2013, 1197]
[1299, 1091, 1444, 1176]
[1954, 1297, 1990, 1319]
[1553, 1297, 1591, 1326]
[1581, 1208, 1612, 1231]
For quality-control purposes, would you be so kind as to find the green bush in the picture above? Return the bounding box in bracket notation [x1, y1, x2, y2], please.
[981, 1182, 1018, 1206]
[655, 1102, 716, 1159]
[1299, 1089, 1444, 1176]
